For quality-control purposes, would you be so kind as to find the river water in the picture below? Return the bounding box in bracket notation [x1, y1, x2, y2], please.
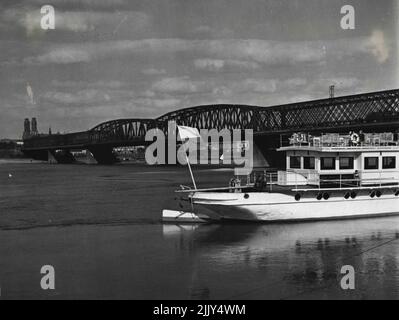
[0, 162, 398, 299]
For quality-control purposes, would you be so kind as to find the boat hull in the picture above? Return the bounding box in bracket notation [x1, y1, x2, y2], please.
[191, 190, 399, 222]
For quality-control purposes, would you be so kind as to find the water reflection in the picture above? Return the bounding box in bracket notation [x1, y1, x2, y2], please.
[163, 216, 399, 299]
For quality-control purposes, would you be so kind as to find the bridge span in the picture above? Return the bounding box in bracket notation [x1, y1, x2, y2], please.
[22, 88, 399, 165]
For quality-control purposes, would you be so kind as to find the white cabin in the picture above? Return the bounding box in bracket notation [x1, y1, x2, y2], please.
[277, 132, 399, 186]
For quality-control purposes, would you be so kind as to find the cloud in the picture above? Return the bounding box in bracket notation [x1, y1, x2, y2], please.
[366, 30, 390, 63]
[211, 86, 233, 97]
[51, 79, 127, 89]
[26, 0, 128, 7]
[42, 89, 112, 105]
[194, 59, 225, 71]
[18, 35, 391, 67]
[240, 79, 277, 93]
[194, 59, 260, 71]
[282, 78, 307, 87]
[208, 77, 307, 96]
[141, 68, 167, 75]
[151, 76, 209, 94]
[135, 97, 181, 109]
[227, 60, 260, 70]
[18, 38, 325, 66]
[149, 75, 308, 99]
[25, 48, 91, 64]
[2, 7, 150, 36]
[326, 31, 391, 64]
[193, 25, 213, 34]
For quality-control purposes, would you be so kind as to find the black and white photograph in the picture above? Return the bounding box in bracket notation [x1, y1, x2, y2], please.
[0, 0, 399, 305]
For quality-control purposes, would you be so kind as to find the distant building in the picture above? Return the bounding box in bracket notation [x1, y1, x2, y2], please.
[0, 139, 25, 158]
[23, 118, 31, 139]
[31, 117, 38, 135]
[23, 117, 41, 139]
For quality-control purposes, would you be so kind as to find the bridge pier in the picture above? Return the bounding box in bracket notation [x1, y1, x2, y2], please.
[48, 150, 75, 164]
[88, 146, 117, 165]
[23, 149, 48, 161]
[252, 141, 270, 168]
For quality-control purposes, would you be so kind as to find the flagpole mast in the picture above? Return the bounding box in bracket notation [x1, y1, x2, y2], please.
[183, 139, 197, 190]
[177, 125, 200, 190]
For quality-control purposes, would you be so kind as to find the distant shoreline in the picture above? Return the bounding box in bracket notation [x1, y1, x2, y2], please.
[0, 158, 45, 164]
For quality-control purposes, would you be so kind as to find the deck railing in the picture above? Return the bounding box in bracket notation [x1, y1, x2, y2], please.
[244, 169, 399, 192]
[287, 132, 398, 149]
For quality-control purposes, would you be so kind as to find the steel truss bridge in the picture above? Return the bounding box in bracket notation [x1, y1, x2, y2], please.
[22, 88, 399, 164]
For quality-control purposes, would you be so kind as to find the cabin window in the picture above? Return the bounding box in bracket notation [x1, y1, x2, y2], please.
[303, 157, 315, 169]
[382, 156, 396, 169]
[364, 157, 379, 170]
[289, 156, 301, 169]
[321, 157, 336, 170]
[339, 157, 354, 170]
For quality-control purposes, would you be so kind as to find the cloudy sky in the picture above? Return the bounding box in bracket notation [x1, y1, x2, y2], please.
[0, 0, 398, 138]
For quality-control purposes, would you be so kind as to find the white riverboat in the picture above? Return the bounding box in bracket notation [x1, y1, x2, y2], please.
[165, 132, 399, 222]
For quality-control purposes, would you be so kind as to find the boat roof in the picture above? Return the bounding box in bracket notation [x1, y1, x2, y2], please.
[277, 146, 399, 153]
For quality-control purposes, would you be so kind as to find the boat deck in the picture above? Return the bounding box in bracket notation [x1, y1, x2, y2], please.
[176, 181, 399, 195]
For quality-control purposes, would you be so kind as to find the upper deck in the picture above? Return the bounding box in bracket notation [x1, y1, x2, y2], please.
[277, 132, 399, 153]
[273, 132, 399, 187]
[279, 145, 399, 153]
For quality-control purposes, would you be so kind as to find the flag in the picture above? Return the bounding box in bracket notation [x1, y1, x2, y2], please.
[177, 125, 201, 141]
